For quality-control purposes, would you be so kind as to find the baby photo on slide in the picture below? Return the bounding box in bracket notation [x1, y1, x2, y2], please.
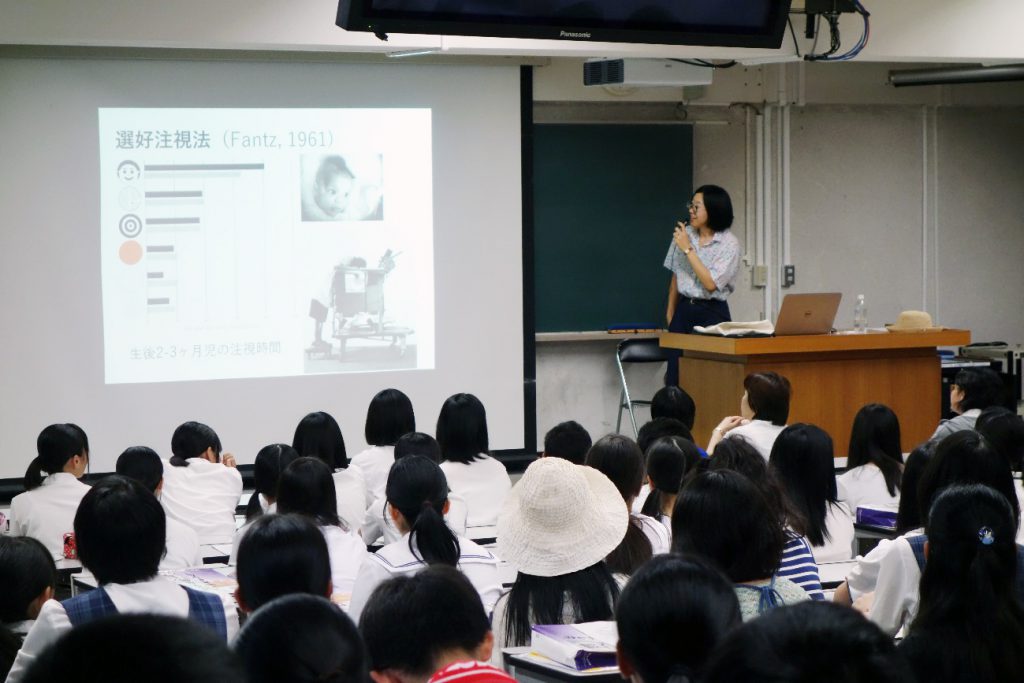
[300, 153, 384, 222]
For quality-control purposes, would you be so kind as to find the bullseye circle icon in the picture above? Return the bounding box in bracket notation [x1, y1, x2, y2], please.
[119, 214, 143, 238]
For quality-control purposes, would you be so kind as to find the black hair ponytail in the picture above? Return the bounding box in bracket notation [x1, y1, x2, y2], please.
[385, 456, 459, 566]
[24, 424, 85, 490]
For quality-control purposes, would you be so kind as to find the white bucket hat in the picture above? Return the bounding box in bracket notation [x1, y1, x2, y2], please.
[497, 457, 628, 577]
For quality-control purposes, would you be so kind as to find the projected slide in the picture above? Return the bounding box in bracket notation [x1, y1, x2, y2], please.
[99, 108, 434, 384]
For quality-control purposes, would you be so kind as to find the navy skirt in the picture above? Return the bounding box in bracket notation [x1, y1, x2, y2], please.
[665, 295, 731, 386]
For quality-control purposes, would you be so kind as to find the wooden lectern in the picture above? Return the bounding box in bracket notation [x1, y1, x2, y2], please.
[660, 330, 971, 455]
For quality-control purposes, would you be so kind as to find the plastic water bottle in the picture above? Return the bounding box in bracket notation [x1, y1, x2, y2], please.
[853, 294, 868, 333]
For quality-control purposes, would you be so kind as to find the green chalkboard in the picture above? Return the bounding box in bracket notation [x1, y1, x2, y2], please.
[533, 124, 694, 332]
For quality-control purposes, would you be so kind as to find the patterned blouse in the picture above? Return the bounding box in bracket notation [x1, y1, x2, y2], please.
[663, 224, 741, 301]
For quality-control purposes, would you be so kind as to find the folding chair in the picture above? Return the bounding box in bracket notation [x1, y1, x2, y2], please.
[615, 338, 669, 438]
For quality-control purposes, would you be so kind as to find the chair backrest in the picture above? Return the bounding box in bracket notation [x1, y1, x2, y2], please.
[617, 338, 669, 364]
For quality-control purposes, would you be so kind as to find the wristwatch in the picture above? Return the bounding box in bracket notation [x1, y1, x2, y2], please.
[683, 246, 693, 255]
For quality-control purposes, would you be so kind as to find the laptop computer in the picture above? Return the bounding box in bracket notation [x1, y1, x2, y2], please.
[774, 293, 842, 336]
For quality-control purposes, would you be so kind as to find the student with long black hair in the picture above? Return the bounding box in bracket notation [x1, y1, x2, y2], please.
[673, 470, 810, 621]
[293, 411, 369, 532]
[640, 436, 702, 533]
[585, 435, 669, 575]
[116, 446, 201, 569]
[348, 456, 501, 623]
[977, 406, 1024, 473]
[351, 388, 416, 499]
[0, 538, 56, 680]
[277, 457, 368, 598]
[616, 554, 741, 683]
[770, 424, 854, 562]
[229, 443, 299, 564]
[436, 394, 511, 530]
[893, 440, 938, 536]
[492, 457, 626, 660]
[899, 484, 1024, 682]
[161, 421, 242, 544]
[708, 439, 824, 600]
[10, 424, 90, 559]
[838, 404, 903, 515]
[838, 431, 1020, 635]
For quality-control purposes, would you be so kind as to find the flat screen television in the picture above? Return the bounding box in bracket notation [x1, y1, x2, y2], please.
[336, 0, 794, 49]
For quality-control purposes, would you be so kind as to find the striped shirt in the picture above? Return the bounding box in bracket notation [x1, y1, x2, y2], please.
[779, 532, 824, 600]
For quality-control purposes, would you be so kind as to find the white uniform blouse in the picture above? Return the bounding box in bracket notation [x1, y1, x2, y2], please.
[160, 459, 242, 545]
[725, 420, 785, 461]
[836, 464, 900, 514]
[360, 492, 469, 546]
[439, 455, 512, 529]
[350, 445, 395, 500]
[9, 473, 91, 560]
[808, 501, 855, 563]
[347, 533, 502, 623]
[320, 524, 369, 597]
[162, 515, 202, 570]
[333, 464, 370, 532]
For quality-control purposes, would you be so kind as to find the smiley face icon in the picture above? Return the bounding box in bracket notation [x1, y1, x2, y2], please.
[117, 160, 141, 183]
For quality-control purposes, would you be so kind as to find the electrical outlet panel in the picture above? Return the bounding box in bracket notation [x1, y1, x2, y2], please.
[783, 265, 796, 287]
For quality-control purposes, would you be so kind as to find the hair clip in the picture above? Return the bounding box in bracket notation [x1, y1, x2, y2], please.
[978, 526, 995, 546]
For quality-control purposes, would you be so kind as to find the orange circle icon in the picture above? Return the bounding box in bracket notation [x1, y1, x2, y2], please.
[119, 240, 143, 265]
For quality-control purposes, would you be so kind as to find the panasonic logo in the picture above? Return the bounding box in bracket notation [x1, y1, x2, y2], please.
[559, 30, 592, 38]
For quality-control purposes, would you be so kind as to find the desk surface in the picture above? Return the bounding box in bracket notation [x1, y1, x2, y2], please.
[661, 329, 971, 356]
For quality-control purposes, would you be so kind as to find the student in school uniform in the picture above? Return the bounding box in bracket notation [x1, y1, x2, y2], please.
[616, 554, 741, 683]
[0, 538, 57, 681]
[361, 433, 468, 546]
[6, 476, 238, 683]
[160, 421, 243, 545]
[770, 425, 855, 562]
[9, 424, 91, 560]
[276, 457, 368, 599]
[436, 394, 512, 530]
[708, 439, 824, 600]
[897, 484, 1024, 681]
[115, 446, 201, 570]
[293, 411, 369, 532]
[584, 435, 669, 575]
[234, 514, 333, 615]
[834, 431, 1019, 634]
[930, 367, 1004, 441]
[673, 470, 811, 621]
[707, 372, 790, 460]
[639, 436, 703, 536]
[350, 388, 416, 500]
[348, 456, 502, 624]
[229, 444, 299, 564]
[360, 566, 517, 683]
[837, 404, 903, 515]
[633, 418, 699, 513]
[235, 594, 367, 683]
[491, 457, 626, 661]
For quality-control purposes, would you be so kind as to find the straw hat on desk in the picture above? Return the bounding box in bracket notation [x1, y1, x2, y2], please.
[497, 457, 627, 577]
[885, 310, 945, 333]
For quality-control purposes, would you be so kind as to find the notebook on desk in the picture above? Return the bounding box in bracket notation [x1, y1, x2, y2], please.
[774, 293, 842, 336]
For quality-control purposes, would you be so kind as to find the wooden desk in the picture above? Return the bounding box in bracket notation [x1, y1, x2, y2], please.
[660, 330, 971, 452]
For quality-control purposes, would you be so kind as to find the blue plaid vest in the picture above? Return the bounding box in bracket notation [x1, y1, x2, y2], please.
[62, 585, 228, 640]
